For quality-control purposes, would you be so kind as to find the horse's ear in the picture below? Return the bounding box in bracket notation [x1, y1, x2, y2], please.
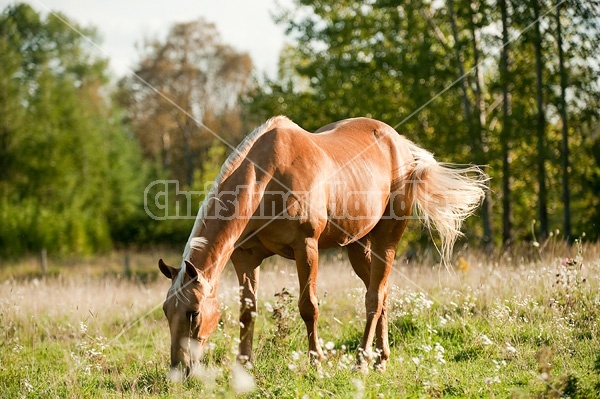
[184, 260, 199, 281]
[158, 259, 179, 279]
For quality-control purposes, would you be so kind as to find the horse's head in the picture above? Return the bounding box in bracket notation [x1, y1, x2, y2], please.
[158, 259, 220, 379]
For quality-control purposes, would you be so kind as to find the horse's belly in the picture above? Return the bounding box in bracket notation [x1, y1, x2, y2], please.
[318, 216, 381, 248]
[318, 186, 388, 247]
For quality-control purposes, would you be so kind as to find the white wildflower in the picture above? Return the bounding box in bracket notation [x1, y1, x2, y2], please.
[23, 379, 33, 393]
[189, 364, 222, 390]
[167, 368, 184, 383]
[434, 343, 446, 364]
[230, 363, 255, 395]
[352, 378, 365, 399]
[205, 342, 216, 352]
[264, 302, 273, 312]
[505, 342, 517, 356]
[484, 376, 501, 385]
[480, 334, 493, 346]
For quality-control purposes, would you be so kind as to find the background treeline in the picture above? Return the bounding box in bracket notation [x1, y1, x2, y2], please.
[0, 1, 598, 258]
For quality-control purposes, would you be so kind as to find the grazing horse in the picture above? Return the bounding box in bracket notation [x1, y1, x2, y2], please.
[158, 116, 487, 377]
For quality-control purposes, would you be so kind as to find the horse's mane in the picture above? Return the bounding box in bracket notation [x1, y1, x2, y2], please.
[170, 116, 294, 299]
[180, 115, 294, 265]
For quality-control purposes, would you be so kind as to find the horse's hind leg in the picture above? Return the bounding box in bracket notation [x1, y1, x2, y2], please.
[348, 239, 393, 371]
[294, 237, 324, 363]
[348, 240, 392, 371]
[374, 285, 390, 371]
[352, 218, 409, 372]
[231, 247, 269, 364]
[361, 240, 397, 371]
[348, 241, 390, 371]
[347, 242, 373, 369]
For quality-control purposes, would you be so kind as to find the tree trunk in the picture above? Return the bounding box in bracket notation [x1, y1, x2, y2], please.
[533, 0, 549, 241]
[499, 0, 513, 246]
[162, 131, 171, 170]
[181, 117, 195, 187]
[448, 0, 473, 122]
[468, 1, 494, 251]
[556, 0, 571, 242]
[448, 0, 493, 249]
[176, 88, 196, 187]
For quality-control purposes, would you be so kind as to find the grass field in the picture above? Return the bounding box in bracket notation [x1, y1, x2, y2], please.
[1, 241, 599, 398]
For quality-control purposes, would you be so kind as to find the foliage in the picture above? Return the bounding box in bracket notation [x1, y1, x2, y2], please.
[246, 0, 600, 245]
[0, 4, 149, 256]
[116, 18, 254, 188]
[1, 0, 599, 257]
[113, 18, 258, 247]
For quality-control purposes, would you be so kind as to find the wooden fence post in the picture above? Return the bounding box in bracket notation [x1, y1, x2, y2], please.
[124, 253, 131, 277]
[40, 249, 47, 276]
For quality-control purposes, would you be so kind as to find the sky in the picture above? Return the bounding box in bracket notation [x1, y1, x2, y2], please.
[1, 0, 292, 78]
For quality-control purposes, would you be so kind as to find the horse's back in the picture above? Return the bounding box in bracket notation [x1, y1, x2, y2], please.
[250, 117, 414, 191]
[312, 117, 414, 182]
[268, 118, 413, 244]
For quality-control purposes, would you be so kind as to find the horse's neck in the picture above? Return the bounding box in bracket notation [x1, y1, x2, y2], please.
[189, 165, 269, 281]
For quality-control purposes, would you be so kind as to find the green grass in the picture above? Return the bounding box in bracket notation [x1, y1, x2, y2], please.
[1, 243, 599, 398]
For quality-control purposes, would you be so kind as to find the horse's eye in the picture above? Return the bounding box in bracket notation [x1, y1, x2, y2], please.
[186, 310, 200, 320]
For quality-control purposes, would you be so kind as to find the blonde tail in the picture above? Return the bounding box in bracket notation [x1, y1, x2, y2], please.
[407, 142, 489, 265]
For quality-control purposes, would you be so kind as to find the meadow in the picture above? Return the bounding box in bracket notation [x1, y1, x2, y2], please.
[1, 240, 599, 398]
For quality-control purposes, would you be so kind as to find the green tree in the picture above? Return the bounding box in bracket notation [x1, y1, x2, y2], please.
[447, 0, 494, 249]
[498, 0, 513, 245]
[247, 0, 600, 249]
[247, 0, 484, 250]
[0, 3, 148, 256]
[532, 0, 549, 241]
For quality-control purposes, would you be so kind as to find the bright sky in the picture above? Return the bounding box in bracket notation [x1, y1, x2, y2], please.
[1, 0, 292, 78]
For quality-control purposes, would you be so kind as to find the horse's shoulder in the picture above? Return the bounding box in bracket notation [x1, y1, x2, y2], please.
[268, 115, 301, 131]
[256, 117, 312, 146]
[245, 117, 314, 164]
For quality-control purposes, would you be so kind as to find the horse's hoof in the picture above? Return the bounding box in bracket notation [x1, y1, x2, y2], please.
[353, 361, 370, 374]
[236, 354, 251, 366]
[309, 350, 324, 366]
[374, 361, 387, 372]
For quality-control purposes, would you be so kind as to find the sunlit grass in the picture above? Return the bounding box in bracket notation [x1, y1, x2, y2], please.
[1, 242, 599, 397]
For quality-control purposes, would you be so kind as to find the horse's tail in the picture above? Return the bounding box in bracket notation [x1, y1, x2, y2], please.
[406, 141, 488, 265]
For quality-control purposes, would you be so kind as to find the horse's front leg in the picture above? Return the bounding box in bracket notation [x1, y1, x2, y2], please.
[295, 237, 324, 364]
[232, 252, 261, 364]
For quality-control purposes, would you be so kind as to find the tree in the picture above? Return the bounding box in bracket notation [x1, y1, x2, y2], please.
[118, 19, 253, 187]
[447, 0, 493, 250]
[248, 0, 486, 252]
[555, 0, 570, 242]
[499, 0, 513, 246]
[247, 0, 600, 250]
[532, 0, 549, 241]
[0, 3, 148, 255]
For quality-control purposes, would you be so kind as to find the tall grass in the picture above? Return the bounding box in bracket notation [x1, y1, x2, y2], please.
[1, 242, 599, 398]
